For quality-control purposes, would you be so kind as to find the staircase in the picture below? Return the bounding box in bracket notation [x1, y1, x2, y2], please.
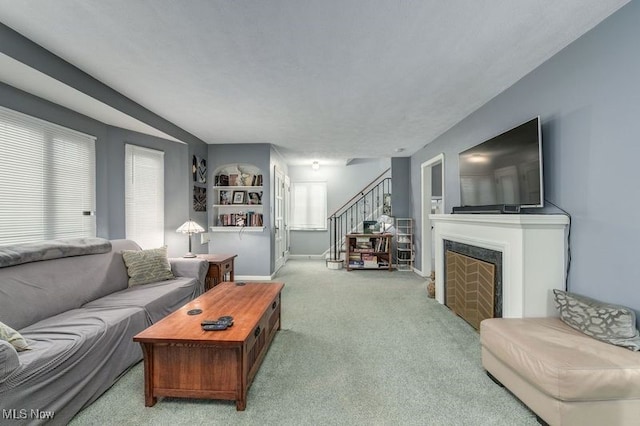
[328, 168, 391, 262]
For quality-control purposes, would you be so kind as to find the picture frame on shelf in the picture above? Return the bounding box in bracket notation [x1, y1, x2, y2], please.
[229, 173, 239, 186]
[219, 190, 231, 205]
[232, 190, 246, 204]
[247, 191, 262, 205]
[363, 220, 380, 234]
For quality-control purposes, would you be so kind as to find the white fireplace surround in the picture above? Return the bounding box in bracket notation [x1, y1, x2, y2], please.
[430, 214, 569, 318]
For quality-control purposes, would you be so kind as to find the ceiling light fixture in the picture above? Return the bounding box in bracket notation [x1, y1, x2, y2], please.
[312, 161, 320, 170]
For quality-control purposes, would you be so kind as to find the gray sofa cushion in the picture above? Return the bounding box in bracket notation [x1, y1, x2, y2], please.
[0, 340, 20, 383]
[0, 306, 148, 424]
[0, 240, 140, 330]
[82, 277, 200, 324]
[0, 237, 112, 268]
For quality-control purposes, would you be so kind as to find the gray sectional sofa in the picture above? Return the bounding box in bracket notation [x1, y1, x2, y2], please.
[0, 239, 208, 425]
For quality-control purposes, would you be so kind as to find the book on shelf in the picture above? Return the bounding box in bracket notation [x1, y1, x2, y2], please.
[375, 238, 388, 252]
[217, 212, 263, 227]
[362, 254, 378, 268]
[216, 174, 229, 186]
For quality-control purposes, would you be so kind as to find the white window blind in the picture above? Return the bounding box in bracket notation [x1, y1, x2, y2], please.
[291, 182, 327, 230]
[125, 144, 164, 248]
[0, 106, 96, 244]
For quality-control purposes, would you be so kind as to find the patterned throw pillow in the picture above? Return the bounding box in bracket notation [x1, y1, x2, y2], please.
[0, 320, 30, 351]
[121, 246, 175, 287]
[553, 289, 640, 351]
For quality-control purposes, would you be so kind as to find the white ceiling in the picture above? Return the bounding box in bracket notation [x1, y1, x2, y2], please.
[0, 0, 629, 165]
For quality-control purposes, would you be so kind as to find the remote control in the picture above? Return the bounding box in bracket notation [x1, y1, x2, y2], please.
[218, 316, 234, 327]
[201, 320, 221, 326]
[202, 323, 227, 331]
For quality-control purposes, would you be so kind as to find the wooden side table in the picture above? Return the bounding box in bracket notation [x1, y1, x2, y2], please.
[196, 254, 237, 291]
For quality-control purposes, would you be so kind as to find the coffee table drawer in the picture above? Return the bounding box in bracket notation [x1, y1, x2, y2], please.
[245, 293, 281, 384]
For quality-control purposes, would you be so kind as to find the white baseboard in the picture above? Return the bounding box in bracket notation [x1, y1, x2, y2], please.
[412, 267, 424, 277]
[288, 254, 326, 260]
[234, 275, 275, 281]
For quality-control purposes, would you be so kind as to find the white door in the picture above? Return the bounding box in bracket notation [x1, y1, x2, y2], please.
[274, 167, 285, 270]
[421, 154, 445, 277]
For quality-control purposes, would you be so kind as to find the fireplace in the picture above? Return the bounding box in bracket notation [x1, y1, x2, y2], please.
[444, 240, 502, 329]
[429, 214, 569, 318]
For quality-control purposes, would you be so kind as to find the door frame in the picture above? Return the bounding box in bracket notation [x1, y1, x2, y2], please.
[274, 166, 286, 271]
[420, 153, 445, 277]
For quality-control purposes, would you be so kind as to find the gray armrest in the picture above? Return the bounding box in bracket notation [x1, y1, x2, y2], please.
[168, 258, 208, 289]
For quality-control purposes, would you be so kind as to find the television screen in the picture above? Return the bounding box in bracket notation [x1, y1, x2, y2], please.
[458, 117, 543, 208]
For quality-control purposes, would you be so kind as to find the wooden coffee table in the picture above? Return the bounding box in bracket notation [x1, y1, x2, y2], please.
[133, 281, 284, 410]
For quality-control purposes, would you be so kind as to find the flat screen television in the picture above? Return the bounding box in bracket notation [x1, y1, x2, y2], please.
[458, 117, 543, 209]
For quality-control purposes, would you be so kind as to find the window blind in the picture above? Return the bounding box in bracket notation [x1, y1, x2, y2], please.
[0, 106, 96, 244]
[291, 182, 327, 230]
[125, 144, 164, 249]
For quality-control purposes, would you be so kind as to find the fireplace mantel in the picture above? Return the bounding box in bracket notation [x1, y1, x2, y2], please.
[430, 214, 569, 318]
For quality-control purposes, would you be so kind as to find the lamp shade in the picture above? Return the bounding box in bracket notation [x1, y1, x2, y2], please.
[377, 215, 394, 226]
[176, 219, 205, 234]
[377, 215, 394, 233]
[176, 219, 205, 258]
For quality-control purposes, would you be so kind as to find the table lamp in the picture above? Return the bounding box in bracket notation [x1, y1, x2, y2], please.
[377, 215, 394, 233]
[176, 219, 205, 258]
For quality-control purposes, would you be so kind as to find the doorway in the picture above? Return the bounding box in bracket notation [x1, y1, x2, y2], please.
[420, 154, 445, 277]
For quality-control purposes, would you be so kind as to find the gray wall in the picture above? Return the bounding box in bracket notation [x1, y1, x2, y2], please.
[207, 144, 272, 276]
[410, 1, 640, 316]
[391, 157, 411, 219]
[288, 158, 390, 256]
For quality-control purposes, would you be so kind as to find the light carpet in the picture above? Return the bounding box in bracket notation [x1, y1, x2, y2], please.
[70, 260, 537, 425]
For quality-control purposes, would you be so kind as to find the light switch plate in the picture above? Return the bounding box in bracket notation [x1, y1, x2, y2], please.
[200, 233, 210, 244]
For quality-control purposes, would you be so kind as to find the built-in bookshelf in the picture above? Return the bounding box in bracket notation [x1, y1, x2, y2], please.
[345, 233, 393, 271]
[211, 163, 264, 232]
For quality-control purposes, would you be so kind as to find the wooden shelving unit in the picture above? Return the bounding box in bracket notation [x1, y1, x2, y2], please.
[345, 233, 393, 271]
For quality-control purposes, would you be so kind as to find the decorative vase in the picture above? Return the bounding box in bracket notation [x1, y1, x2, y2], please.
[427, 280, 435, 298]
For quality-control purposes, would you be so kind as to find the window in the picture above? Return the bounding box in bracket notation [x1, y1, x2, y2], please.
[291, 182, 327, 230]
[0, 106, 96, 244]
[125, 144, 164, 248]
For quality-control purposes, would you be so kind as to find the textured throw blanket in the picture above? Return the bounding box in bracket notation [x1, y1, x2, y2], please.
[0, 237, 112, 268]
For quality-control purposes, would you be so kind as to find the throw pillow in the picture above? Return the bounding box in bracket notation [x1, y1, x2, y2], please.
[121, 246, 175, 287]
[0, 340, 21, 381]
[553, 289, 640, 351]
[0, 320, 30, 351]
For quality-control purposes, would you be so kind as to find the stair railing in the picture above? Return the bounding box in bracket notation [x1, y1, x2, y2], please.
[328, 168, 391, 262]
